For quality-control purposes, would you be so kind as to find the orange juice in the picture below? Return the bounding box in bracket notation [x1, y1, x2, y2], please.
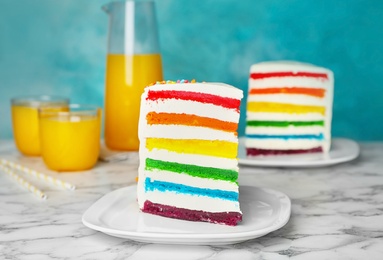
[12, 106, 41, 156]
[104, 53, 163, 151]
[11, 99, 69, 156]
[39, 110, 101, 171]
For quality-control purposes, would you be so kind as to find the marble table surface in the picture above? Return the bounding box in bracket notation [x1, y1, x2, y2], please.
[1, 140, 383, 260]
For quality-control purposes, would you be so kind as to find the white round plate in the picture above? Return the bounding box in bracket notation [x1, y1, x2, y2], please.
[238, 138, 359, 168]
[82, 185, 291, 245]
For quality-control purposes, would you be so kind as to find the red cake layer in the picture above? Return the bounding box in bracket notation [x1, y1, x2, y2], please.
[146, 90, 240, 112]
[250, 71, 329, 80]
[142, 200, 242, 226]
[247, 146, 323, 156]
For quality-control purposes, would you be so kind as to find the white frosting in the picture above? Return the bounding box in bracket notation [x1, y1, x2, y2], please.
[144, 170, 239, 192]
[247, 112, 324, 121]
[246, 126, 324, 135]
[249, 77, 332, 89]
[138, 82, 243, 214]
[246, 138, 325, 150]
[142, 191, 241, 213]
[250, 61, 333, 74]
[145, 100, 240, 123]
[246, 61, 333, 153]
[144, 149, 239, 170]
[247, 94, 325, 106]
[144, 125, 238, 142]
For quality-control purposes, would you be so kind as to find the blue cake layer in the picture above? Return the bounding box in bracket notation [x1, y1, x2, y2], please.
[144, 178, 238, 201]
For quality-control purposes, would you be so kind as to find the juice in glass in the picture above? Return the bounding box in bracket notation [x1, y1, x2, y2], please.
[11, 96, 69, 156]
[39, 105, 101, 171]
[104, 53, 163, 150]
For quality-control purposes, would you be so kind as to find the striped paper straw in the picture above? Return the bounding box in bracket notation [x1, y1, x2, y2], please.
[0, 164, 47, 200]
[0, 159, 76, 191]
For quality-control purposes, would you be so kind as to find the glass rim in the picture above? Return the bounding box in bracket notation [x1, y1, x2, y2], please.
[39, 104, 101, 118]
[11, 95, 69, 107]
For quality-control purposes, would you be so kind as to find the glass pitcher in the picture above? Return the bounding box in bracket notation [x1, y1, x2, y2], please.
[103, 1, 163, 151]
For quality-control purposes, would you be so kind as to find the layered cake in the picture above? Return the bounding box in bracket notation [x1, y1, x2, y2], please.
[137, 80, 243, 226]
[246, 61, 334, 156]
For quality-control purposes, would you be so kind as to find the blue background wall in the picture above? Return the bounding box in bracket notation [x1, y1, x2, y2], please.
[0, 0, 382, 140]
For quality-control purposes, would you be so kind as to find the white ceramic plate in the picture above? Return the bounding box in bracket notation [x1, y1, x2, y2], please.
[82, 185, 291, 245]
[238, 138, 359, 168]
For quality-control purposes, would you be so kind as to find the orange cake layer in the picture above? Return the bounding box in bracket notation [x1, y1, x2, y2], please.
[249, 87, 325, 98]
[146, 112, 238, 133]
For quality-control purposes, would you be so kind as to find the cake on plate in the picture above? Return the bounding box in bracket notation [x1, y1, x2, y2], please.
[246, 61, 334, 156]
[137, 80, 243, 226]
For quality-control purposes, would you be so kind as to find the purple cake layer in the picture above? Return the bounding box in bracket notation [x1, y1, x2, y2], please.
[143, 200, 242, 226]
[247, 146, 323, 156]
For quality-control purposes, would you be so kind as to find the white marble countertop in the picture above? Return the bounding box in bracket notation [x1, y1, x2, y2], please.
[1, 140, 383, 259]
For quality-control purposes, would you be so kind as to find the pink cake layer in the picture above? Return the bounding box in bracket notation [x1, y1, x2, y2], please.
[143, 200, 242, 226]
[246, 147, 323, 156]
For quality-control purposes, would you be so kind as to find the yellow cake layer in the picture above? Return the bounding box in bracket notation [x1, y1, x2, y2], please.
[146, 138, 238, 159]
[247, 102, 325, 115]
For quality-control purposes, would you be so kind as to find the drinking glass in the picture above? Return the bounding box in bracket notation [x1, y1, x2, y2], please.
[11, 96, 69, 156]
[39, 104, 101, 171]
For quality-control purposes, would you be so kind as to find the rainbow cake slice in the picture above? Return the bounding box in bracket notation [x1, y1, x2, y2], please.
[137, 80, 243, 226]
[246, 61, 334, 156]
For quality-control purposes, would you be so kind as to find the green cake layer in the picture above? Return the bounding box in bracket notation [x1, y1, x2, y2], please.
[145, 158, 238, 183]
